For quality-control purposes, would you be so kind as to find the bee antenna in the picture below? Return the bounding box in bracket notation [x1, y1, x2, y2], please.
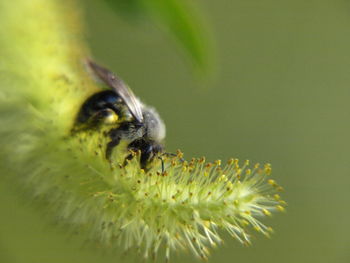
[161, 152, 185, 163]
[158, 153, 185, 174]
[158, 156, 165, 174]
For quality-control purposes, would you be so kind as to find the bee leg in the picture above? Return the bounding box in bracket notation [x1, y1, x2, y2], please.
[106, 122, 132, 160]
[122, 153, 134, 167]
[106, 130, 127, 161]
[105, 137, 121, 160]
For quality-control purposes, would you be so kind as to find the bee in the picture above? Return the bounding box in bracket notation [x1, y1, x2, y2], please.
[73, 60, 166, 170]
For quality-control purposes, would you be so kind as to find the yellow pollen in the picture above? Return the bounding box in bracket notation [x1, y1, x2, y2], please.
[277, 186, 284, 192]
[104, 113, 119, 124]
[176, 149, 183, 158]
[265, 167, 272, 175]
[268, 179, 277, 186]
[254, 226, 261, 232]
[276, 205, 285, 212]
[241, 220, 249, 226]
[274, 194, 281, 200]
[205, 163, 212, 169]
[264, 163, 271, 169]
[220, 174, 228, 182]
[203, 220, 211, 228]
[263, 209, 271, 216]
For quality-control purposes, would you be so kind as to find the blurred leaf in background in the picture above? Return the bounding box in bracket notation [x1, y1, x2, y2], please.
[104, 0, 214, 74]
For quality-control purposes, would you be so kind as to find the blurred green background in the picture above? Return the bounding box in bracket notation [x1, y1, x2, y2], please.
[1, 0, 349, 262]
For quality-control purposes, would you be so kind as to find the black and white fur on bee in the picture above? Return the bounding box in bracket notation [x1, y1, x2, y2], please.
[73, 60, 166, 170]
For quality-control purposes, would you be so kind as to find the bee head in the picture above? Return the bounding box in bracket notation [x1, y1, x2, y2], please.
[128, 138, 164, 170]
[142, 106, 166, 143]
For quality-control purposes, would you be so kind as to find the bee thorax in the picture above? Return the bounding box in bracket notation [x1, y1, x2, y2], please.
[142, 105, 166, 142]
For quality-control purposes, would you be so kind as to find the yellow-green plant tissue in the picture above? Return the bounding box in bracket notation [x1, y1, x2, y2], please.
[0, 0, 286, 260]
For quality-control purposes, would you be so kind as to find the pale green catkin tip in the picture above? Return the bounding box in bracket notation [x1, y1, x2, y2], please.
[0, 0, 286, 261]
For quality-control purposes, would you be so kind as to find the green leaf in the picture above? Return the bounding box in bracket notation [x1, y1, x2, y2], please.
[104, 0, 213, 73]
